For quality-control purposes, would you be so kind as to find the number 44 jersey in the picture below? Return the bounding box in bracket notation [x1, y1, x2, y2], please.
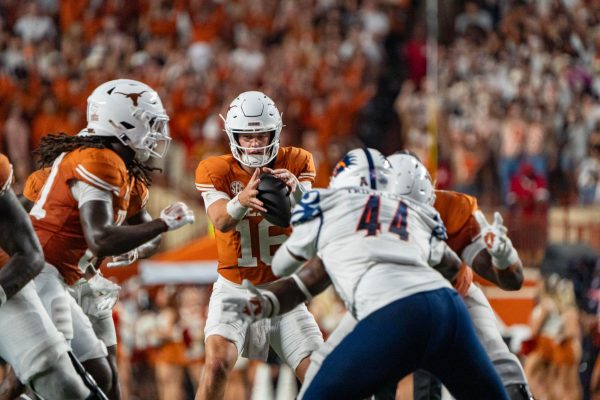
[277, 187, 454, 320]
[195, 147, 315, 285]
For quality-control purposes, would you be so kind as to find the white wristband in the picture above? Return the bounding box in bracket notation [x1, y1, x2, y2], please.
[226, 195, 249, 220]
[0, 285, 7, 307]
[262, 291, 280, 318]
[291, 273, 313, 301]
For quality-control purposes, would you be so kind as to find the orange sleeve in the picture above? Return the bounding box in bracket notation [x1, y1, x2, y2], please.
[72, 148, 126, 195]
[194, 157, 229, 193]
[23, 168, 51, 202]
[293, 148, 316, 184]
[434, 190, 481, 255]
[0, 154, 13, 193]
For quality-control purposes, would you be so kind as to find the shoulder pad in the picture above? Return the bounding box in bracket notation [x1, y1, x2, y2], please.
[73, 148, 127, 195]
[23, 168, 51, 201]
[0, 153, 13, 194]
[195, 156, 231, 192]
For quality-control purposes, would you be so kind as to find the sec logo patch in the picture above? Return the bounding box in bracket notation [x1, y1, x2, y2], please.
[230, 181, 245, 196]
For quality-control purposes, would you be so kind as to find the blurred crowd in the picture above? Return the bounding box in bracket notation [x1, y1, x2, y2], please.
[0, 0, 409, 192]
[396, 0, 600, 209]
[2, 0, 600, 399]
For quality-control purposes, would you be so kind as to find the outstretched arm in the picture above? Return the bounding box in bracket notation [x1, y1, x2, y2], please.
[472, 211, 524, 291]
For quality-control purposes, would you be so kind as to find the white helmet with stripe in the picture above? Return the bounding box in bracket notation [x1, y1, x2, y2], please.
[329, 148, 393, 191]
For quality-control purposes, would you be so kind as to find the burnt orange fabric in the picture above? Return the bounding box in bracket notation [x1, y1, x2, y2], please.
[29, 148, 145, 284]
[195, 147, 315, 285]
[0, 153, 12, 191]
[434, 190, 480, 256]
[151, 341, 188, 366]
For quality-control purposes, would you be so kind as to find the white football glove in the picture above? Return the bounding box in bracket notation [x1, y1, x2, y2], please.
[76, 273, 121, 318]
[220, 280, 279, 325]
[107, 248, 139, 268]
[160, 202, 195, 231]
[474, 210, 519, 270]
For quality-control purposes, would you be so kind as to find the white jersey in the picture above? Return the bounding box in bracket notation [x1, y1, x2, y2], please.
[276, 187, 453, 320]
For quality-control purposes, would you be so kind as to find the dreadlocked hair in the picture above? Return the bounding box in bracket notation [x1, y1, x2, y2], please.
[35, 133, 159, 187]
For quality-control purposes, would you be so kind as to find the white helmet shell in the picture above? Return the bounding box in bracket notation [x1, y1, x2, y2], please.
[329, 148, 393, 191]
[387, 153, 436, 205]
[83, 79, 171, 162]
[223, 91, 282, 167]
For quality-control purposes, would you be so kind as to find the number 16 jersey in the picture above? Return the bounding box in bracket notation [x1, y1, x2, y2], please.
[195, 147, 315, 285]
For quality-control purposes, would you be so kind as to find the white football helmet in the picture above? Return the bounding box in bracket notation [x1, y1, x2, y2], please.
[222, 91, 282, 167]
[387, 153, 435, 205]
[329, 148, 393, 191]
[82, 79, 171, 162]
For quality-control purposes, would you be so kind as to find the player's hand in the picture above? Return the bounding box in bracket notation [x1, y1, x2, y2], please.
[474, 210, 519, 270]
[453, 264, 473, 297]
[262, 167, 297, 194]
[107, 248, 139, 268]
[238, 168, 267, 212]
[77, 273, 121, 318]
[220, 280, 276, 324]
[160, 202, 195, 230]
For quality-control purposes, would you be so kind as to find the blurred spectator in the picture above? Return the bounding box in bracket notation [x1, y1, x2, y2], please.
[13, 2, 56, 44]
[578, 137, 600, 204]
[454, 1, 492, 34]
[3, 105, 31, 191]
[507, 162, 549, 216]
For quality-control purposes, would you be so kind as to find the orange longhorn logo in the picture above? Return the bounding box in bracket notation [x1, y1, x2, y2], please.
[484, 232, 495, 249]
[115, 91, 147, 106]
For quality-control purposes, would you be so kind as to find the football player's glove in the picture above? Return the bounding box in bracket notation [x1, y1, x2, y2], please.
[220, 280, 279, 325]
[160, 201, 195, 230]
[106, 248, 139, 268]
[75, 273, 121, 318]
[474, 210, 519, 270]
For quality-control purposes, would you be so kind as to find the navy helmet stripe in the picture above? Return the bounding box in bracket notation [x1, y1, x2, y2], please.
[362, 148, 377, 190]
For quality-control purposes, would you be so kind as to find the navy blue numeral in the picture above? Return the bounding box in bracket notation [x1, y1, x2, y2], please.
[356, 195, 381, 236]
[389, 201, 409, 241]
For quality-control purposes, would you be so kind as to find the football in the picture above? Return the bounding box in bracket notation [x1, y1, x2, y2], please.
[257, 173, 291, 228]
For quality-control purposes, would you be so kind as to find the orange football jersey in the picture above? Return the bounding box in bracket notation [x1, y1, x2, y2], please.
[0, 153, 13, 194]
[28, 147, 148, 285]
[434, 190, 480, 256]
[195, 147, 315, 285]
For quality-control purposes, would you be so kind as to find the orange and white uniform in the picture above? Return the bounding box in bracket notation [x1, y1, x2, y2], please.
[27, 147, 149, 362]
[195, 147, 323, 367]
[0, 153, 70, 384]
[435, 189, 527, 387]
[195, 147, 315, 285]
[28, 147, 148, 285]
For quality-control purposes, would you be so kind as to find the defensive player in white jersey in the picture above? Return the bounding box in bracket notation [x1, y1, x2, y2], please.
[222, 151, 532, 399]
[270, 148, 507, 399]
[0, 153, 94, 399]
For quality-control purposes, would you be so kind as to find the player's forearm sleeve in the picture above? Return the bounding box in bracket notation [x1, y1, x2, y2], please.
[272, 246, 305, 277]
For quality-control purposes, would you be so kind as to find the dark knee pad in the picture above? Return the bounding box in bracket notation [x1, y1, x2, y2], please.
[506, 383, 534, 400]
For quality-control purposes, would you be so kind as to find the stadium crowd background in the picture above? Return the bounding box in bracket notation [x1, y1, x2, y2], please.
[1, 0, 600, 399]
